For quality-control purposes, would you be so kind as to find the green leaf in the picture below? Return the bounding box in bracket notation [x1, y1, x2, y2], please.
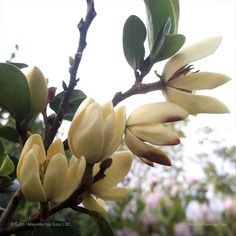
[123, 15, 146, 69]
[171, 0, 180, 30]
[0, 63, 31, 122]
[0, 126, 19, 142]
[0, 141, 15, 177]
[0, 155, 15, 176]
[50, 90, 87, 121]
[5, 61, 28, 69]
[144, 0, 177, 52]
[151, 34, 185, 62]
[76, 207, 115, 236]
[149, 17, 172, 61]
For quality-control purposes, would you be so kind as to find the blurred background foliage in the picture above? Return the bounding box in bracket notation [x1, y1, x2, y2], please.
[0, 106, 235, 236]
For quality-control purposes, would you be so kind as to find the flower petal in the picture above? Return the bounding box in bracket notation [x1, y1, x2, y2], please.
[47, 139, 65, 161]
[127, 102, 188, 126]
[103, 106, 126, 158]
[129, 124, 180, 146]
[68, 98, 95, 155]
[92, 151, 133, 191]
[100, 103, 115, 157]
[72, 103, 104, 163]
[82, 194, 107, 214]
[164, 86, 230, 114]
[17, 134, 46, 179]
[168, 72, 230, 90]
[18, 149, 46, 202]
[54, 156, 86, 202]
[125, 129, 171, 166]
[163, 36, 222, 81]
[43, 153, 67, 200]
[95, 187, 130, 201]
[139, 157, 154, 167]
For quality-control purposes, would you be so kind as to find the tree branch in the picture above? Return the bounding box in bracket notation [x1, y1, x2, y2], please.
[44, 0, 96, 149]
[112, 80, 163, 107]
[0, 189, 22, 229]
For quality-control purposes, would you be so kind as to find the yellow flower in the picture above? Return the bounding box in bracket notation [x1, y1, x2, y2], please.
[17, 134, 86, 202]
[161, 36, 230, 114]
[125, 102, 188, 166]
[68, 98, 126, 164]
[82, 151, 133, 214]
[26, 67, 48, 118]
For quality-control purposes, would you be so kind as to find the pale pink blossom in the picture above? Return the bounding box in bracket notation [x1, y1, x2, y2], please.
[145, 192, 164, 208]
[174, 222, 193, 236]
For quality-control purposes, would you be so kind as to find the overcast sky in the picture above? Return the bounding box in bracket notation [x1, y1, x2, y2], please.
[0, 0, 235, 148]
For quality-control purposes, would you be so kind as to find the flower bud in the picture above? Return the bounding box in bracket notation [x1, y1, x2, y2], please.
[68, 98, 126, 164]
[26, 67, 48, 118]
[17, 134, 85, 202]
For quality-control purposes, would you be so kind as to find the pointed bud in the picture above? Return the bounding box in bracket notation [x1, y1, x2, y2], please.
[26, 66, 48, 118]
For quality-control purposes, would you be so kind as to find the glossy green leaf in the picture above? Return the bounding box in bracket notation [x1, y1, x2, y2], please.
[171, 0, 180, 30]
[6, 61, 28, 69]
[0, 141, 15, 177]
[149, 17, 172, 61]
[76, 207, 115, 236]
[0, 154, 15, 176]
[151, 34, 185, 62]
[0, 126, 19, 142]
[123, 15, 146, 69]
[0, 63, 31, 122]
[50, 90, 87, 121]
[144, 0, 177, 52]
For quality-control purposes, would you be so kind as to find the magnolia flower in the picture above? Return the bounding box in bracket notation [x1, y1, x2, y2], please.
[125, 102, 188, 166]
[68, 98, 126, 164]
[17, 134, 86, 202]
[161, 36, 230, 114]
[82, 151, 133, 214]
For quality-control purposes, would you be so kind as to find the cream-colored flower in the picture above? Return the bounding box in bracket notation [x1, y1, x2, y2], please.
[161, 36, 230, 114]
[17, 134, 86, 202]
[26, 67, 48, 118]
[82, 151, 133, 214]
[68, 98, 126, 164]
[125, 102, 188, 166]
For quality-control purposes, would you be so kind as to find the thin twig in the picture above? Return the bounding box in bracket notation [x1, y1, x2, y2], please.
[44, 0, 96, 150]
[0, 189, 22, 228]
[111, 56, 164, 107]
[112, 80, 163, 107]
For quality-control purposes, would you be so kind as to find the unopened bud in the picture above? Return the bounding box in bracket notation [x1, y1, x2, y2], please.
[26, 66, 48, 118]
